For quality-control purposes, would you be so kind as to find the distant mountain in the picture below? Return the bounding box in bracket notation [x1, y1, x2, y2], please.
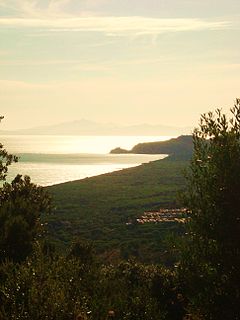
[0, 119, 191, 136]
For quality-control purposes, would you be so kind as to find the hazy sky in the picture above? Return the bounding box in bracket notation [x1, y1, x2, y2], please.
[0, 0, 240, 130]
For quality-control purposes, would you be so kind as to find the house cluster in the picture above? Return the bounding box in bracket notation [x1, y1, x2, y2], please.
[136, 208, 188, 224]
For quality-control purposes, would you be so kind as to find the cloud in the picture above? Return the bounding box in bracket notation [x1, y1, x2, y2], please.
[0, 0, 74, 19]
[0, 0, 235, 36]
[0, 16, 233, 35]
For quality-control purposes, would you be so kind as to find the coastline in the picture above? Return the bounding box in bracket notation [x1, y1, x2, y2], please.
[6, 153, 167, 187]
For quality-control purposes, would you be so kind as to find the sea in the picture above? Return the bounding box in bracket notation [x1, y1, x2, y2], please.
[1, 135, 173, 186]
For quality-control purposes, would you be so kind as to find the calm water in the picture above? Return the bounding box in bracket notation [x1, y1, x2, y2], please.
[1, 135, 172, 186]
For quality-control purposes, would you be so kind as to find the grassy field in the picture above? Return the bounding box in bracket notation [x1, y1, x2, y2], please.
[46, 157, 188, 263]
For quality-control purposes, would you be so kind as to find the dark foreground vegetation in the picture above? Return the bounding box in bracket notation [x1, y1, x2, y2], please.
[1, 100, 240, 319]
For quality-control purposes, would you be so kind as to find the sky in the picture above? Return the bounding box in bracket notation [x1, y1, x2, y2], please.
[0, 0, 240, 130]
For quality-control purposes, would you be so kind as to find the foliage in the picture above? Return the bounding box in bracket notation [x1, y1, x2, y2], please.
[0, 249, 184, 320]
[180, 99, 240, 319]
[67, 238, 96, 265]
[0, 175, 52, 262]
[92, 261, 184, 320]
[0, 245, 91, 320]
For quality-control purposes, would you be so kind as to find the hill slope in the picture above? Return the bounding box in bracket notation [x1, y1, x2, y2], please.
[111, 135, 193, 159]
[46, 158, 188, 263]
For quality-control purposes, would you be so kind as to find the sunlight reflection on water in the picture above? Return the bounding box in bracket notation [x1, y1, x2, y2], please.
[1, 135, 174, 154]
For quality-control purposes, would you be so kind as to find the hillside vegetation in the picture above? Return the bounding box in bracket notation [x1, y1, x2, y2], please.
[46, 158, 188, 263]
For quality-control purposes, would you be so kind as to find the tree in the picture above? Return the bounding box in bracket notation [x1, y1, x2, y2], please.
[0, 117, 52, 262]
[0, 175, 52, 262]
[180, 99, 240, 319]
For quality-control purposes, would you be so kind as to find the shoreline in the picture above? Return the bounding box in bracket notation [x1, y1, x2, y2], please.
[6, 153, 167, 187]
[46, 156, 169, 187]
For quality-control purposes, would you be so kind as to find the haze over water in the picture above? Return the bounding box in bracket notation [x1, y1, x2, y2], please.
[2, 135, 171, 186]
